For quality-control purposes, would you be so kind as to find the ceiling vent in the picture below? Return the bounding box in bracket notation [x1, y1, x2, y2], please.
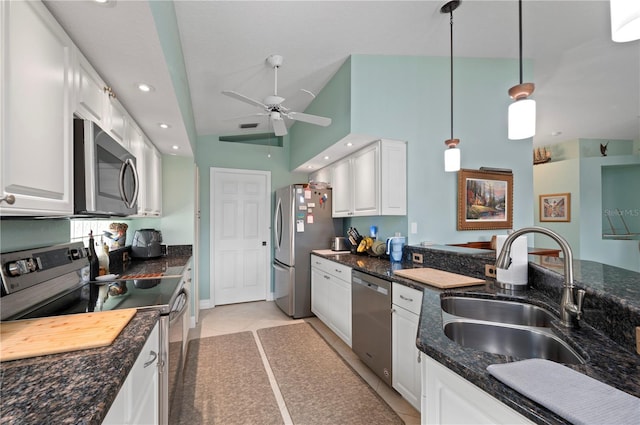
[239, 123, 259, 129]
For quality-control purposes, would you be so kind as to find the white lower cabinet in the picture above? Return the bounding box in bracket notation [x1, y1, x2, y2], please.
[421, 355, 534, 424]
[392, 283, 423, 411]
[103, 322, 160, 425]
[310, 255, 352, 347]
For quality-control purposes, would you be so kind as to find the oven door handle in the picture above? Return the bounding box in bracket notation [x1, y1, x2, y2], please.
[169, 288, 189, 325]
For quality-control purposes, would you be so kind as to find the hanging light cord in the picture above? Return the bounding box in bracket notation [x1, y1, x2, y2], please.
[518, 0, 523, 85]
[449, 8, 454, 140]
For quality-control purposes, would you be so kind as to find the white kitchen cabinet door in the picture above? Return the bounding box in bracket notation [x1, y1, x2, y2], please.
[421, 355, 534, 425]
[75, 52, 107, 124]
[311, 256, 352, 347]
[106, 98, 128, 148]
[329, 273, 352, 347]
[0, 0, 74, 216]
[311, 266, 331, 324]
[104, 323, 160, 425]
[392, 304, 421, 411]
[146, 141, 162, 216]
[352, 143, 379, 216]
[380, 139, 407, 215]
[331, 158, 352, 217]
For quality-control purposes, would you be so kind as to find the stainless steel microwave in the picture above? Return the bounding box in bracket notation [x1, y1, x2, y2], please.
[73, 118, 139, 216]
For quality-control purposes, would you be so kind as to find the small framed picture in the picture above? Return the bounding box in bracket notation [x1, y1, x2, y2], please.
[539, 193, 571, 222]
[457, 169, 513, 231]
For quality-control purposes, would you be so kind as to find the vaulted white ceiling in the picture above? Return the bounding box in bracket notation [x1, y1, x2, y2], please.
[44, 1, 639, 157]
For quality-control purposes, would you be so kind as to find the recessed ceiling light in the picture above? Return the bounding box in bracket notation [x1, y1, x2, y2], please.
[172, 145, 179, 150]
[551, 131, 563, 136]
[94, 0, 116, 7]
[345, 142, 353, 147]
[159, 123, 170, 129]
[307, 165, 314, 169]
[137, 83, 154, 93]
[324, 156, 330, 160]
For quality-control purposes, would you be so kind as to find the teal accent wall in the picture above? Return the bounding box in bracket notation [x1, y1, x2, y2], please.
[194, 135, 307, 300]
[148, 0, 197, 153]
[0, 219, 70, 253]
[290, 54, 534, 247]
[160, 154, 195, 245]
[289, 57, 352, 169]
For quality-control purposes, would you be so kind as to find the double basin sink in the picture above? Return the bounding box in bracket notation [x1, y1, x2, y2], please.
[441, 296, 585, 364]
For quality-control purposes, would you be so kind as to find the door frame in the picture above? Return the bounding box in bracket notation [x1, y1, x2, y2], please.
[209, 167, 271, 307]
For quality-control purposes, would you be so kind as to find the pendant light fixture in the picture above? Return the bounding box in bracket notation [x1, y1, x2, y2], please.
[441, 0, 461, 172]
[508, 0, 536, 140]
[610, 0, 640, 42]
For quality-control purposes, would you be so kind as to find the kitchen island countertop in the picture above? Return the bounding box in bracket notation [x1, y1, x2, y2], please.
[311, 249, 640, 424]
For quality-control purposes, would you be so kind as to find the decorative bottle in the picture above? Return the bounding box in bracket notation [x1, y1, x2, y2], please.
[88, 231, 99, 281]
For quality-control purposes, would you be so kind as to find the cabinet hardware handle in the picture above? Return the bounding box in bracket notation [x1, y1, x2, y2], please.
[399, 294, 414, 302]
[324, 275, 330, 280]
[417, 353, 421, 363]
[103, 86, 116, 99]
[144, 350, 158, 368]
[335, 269, 341, 273]
[0, 194, 15, 205]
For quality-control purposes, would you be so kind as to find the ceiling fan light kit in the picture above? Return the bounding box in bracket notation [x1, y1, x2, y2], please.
[441, 0, 461, 173]
[508, 0, 536, 140]
[221, 54, 331, 137]
[610, 0, 640, 42]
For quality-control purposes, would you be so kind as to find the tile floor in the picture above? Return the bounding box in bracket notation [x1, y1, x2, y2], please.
[188, 300, 421, 425]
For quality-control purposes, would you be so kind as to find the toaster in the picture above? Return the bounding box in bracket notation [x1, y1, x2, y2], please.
[331, 236, 350, 251]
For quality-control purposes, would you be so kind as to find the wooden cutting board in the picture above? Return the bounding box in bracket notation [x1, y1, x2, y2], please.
[393, 267, 485, 289]
[0, 308, 137, 362]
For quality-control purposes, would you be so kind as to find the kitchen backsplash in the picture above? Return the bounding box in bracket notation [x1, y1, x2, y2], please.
[166, 244, 193, 257]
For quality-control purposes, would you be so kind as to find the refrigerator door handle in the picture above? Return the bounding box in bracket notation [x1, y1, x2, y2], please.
[274, 196, 283, 251]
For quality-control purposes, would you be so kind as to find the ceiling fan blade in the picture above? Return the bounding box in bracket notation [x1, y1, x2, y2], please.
[271, 116, 288, 136]
[221, 90, 267, 109]
[287, 111, 332, 127]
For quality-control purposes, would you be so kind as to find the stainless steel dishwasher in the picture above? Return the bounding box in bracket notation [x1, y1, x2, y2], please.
[352, 270, 392, 387]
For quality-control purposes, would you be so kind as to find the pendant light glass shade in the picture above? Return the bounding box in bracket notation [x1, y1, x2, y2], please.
[508, 98, 536, 140]
[610, 0, 640, 42]
[444, 141, 461, 172]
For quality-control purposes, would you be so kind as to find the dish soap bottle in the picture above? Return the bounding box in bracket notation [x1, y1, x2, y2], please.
[98, 236, 109, 275]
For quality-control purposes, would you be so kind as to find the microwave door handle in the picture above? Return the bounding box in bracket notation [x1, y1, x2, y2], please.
[119, 158, 140, 209]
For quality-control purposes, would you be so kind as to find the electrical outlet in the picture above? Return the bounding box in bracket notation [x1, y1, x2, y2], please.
[485, 264, 497, 278]
[412, 253, 424, 264]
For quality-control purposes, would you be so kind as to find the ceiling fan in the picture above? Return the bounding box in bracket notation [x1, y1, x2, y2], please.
[222, 54, 332, 136]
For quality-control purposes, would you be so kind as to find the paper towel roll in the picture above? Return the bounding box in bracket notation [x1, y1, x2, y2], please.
[496, 234, 528, 286]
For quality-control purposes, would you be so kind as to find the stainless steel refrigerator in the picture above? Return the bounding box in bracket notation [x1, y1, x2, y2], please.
[273, 184, 343, 318]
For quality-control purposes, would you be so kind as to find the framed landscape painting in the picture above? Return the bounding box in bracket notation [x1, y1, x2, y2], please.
[457, 169, 513, 230]
[540, 193, 571, 222]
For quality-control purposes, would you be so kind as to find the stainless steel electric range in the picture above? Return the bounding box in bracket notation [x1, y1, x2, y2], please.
[0, 242, 189, 425]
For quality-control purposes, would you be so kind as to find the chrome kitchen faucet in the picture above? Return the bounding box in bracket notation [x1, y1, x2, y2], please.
[496, 226, 586, 328]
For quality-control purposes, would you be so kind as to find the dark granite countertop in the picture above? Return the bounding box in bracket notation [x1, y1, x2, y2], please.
[311, 249, 640, 425]
[0, 310, 159, 425]
[0, 255, 192, 425]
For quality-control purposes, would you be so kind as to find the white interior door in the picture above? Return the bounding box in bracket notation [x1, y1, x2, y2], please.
[210, 168, 270, 305]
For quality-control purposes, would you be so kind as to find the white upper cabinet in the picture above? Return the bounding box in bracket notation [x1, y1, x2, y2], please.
[131, 131, 162, 217]
[331, 139, 406, 217]
[0, 0, 74, 215]
[74, 50, 129, 149]
[75, 52, 107, 125]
